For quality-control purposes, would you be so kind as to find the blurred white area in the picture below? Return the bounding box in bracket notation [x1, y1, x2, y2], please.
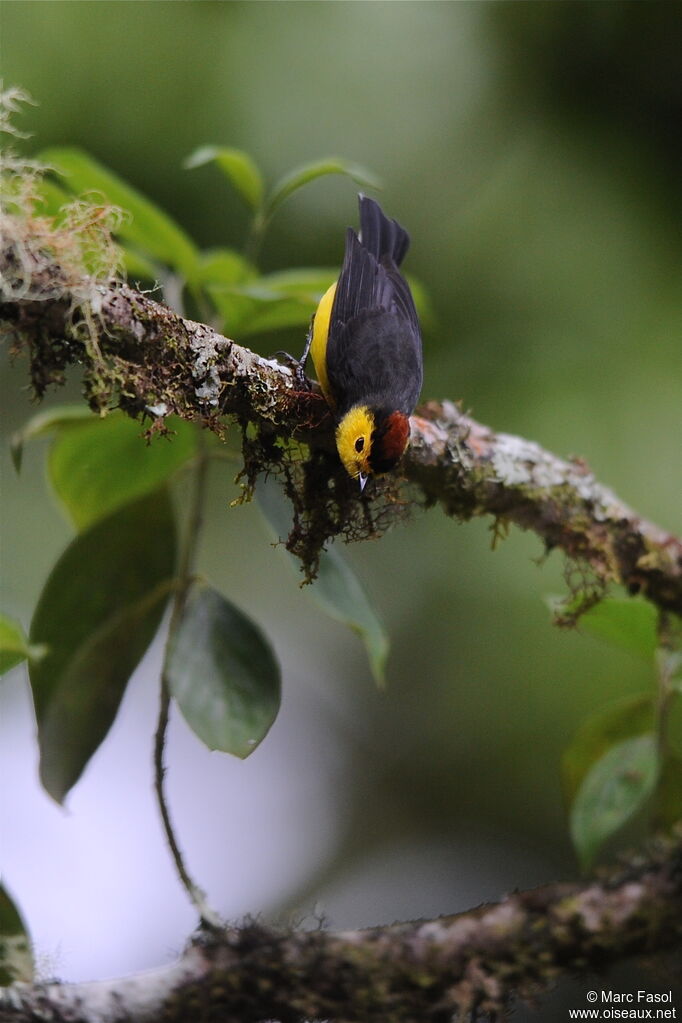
[0, 630, 347, 981]
[314, 834, 549, 933]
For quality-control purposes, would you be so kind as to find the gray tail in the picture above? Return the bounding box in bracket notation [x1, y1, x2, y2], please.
[358, 194, 410, 267]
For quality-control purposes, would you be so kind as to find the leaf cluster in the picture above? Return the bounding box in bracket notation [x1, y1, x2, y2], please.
[548, 595, 682, 868]
[36, 146, 380, 342]
[3, 408, 388, 803]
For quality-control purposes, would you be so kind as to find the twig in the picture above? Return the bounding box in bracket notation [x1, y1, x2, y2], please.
[153, 434, 221, 929]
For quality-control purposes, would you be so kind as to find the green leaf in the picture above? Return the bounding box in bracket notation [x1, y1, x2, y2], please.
[29, 490, 177, 803]
[196, 247, 256, 286]
[207, 267, 336, 337]
[167, 582, 280, 758]
[256, 475, 389, 685]
[184, 146, 265, 211]
[0, 614, 30, 677]
[40, 147, 199, 279]
[206, 284, 315, 337]
[48, 413, 198, 531]
[10, 403, 95, 472]
[314, 546, 389, 686]
[570, 733, 659, 869]
[580, 596, 658, 661]
[562, 693, 654, 807]
[0, 884, 33, 985]
[211, 268, 426, 338]
[265, 158, 381, 218]
[233, 293, 316, 337]
[251, 267, 337, 299]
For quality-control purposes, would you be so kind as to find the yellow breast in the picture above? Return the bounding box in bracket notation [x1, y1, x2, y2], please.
[310, 281, 337, 406]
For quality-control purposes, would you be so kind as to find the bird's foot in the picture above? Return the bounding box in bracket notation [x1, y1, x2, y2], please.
[275, 349, 312, 391]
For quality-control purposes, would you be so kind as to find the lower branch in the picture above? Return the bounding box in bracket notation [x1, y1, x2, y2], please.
[2, 833, 681, 1022]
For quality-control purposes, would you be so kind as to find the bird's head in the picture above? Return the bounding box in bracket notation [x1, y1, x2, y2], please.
[335, 406, 411, 490]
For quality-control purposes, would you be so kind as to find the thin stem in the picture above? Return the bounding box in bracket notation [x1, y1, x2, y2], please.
[655, 616, 668, 758]
[242, 208, 268, 264]
[655, 670, 674, 767]
[153, 429, 221, 929]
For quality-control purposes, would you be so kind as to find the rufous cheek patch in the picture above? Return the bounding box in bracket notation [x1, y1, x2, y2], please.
[381, 412, 410, 462]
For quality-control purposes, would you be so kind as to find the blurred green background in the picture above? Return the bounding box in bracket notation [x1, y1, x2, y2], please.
[2, 0, 682, 1004]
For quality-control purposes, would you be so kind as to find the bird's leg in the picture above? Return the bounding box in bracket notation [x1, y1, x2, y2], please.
[276, 317, 314, 390]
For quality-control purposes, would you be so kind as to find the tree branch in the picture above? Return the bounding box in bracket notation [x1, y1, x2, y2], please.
[2, 834, 680, 1022]
[2, 233, 680, 615]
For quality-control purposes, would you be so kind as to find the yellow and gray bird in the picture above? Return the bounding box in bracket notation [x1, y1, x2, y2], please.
[306, 195, 423, 489]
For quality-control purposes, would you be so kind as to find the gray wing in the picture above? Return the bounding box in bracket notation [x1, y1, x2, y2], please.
[327, 198, 422, 416]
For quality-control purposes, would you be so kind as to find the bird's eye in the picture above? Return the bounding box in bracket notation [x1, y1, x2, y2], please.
[355, 436, 365, 453]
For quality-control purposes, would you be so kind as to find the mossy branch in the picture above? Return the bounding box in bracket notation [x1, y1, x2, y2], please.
[1, 832, 681, 1022]
[2, 222, 681, 614]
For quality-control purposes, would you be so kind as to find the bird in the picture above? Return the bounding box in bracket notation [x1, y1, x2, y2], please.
[303, 195, 423, 490]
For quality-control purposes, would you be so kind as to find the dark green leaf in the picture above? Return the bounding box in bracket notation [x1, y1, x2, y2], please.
[256, 475, 388, 685]
[48, 413, 198, 531]
[184, 146, 265, 211]
[167, 582, 280, 758]
[0, 614, 30, 677]
[314, 546, 389, 686]
[38, 591, 172, 805]
[11, 404, 95, 472]
[570, 733, 659, 869]
[29, 490, 177, 803]
[580, 597, 658, 661]
[562, 693, 654, 807]
[0, 884, 33, 985]
[40, 147, 199, 279]
[266, 158, 381, 218]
